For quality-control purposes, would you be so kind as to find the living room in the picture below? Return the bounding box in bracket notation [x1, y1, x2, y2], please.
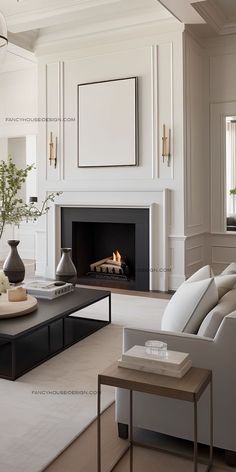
[0, 0, 236, 471]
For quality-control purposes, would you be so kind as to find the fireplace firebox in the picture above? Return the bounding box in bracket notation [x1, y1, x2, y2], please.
[61, 207, 149, 291]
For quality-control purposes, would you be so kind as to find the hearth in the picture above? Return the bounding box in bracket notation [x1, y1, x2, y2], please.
[61, 207, 149, 291]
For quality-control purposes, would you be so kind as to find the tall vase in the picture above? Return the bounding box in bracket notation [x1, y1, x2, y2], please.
[56, 248, 77, 285]
[3, 240, 25, 283]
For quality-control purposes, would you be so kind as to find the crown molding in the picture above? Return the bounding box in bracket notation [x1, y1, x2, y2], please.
[35, 17, 181, 56]
[193, 0, 236, 36]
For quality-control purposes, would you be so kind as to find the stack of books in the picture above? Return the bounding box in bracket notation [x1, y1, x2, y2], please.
[118, 345, 192, 378]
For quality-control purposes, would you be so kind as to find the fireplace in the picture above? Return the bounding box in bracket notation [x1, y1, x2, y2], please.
[61, 207, 149, 291]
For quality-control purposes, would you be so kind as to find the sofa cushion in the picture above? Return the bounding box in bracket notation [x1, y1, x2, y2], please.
[198, 289, 236, 338]
[161, 278, 218, 334]
[186, 265, 213, 283]
[221, 263, 236, 275]
[214, 274, 236, 298]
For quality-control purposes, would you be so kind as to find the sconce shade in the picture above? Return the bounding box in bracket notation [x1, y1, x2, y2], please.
[0, 11, 8, 48]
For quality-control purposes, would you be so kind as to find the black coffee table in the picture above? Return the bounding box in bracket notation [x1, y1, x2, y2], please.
[0, 287, 111, 380]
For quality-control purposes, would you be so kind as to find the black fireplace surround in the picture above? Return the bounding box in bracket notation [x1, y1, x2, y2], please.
[61, 207, 149, 291]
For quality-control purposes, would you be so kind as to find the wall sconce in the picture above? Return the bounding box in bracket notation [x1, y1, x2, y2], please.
[162, 124, 171, 166]
[49, 131, 57, 168]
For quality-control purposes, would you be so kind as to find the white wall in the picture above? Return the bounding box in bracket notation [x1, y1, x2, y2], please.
[0, 45, 38, 261]
[36, 22, 186, 289]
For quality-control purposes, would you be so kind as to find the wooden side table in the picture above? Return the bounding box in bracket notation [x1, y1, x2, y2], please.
[97, 363, 213, 472]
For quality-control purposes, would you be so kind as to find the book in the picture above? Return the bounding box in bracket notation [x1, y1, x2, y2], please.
[23, 280, 74, 299]
[118, 345, 192, 378]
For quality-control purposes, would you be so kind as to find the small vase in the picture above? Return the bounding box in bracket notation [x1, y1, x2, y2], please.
[56, 248, 77, 285]
[3, 240, 25, 283]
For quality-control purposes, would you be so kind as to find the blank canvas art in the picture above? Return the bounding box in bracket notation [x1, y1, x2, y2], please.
[77, 77, 138, 167]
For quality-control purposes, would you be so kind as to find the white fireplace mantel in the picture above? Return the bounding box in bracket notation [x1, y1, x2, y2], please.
[42, 188, 171, 291]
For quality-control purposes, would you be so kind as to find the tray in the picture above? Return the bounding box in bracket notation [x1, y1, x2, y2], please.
[0, 293, 38, 319]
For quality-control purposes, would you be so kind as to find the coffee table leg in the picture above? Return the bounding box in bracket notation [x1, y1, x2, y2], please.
[129, 390, 133, 472]
[11, 340, 16, 380]
[108, 293, 111, 323]
[97, 376, 101, 472]
[194, 396, 198, 472]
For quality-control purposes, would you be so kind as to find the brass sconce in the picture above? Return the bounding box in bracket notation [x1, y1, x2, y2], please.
[49, 131, 57, 168]
[162, 124, 171, 166]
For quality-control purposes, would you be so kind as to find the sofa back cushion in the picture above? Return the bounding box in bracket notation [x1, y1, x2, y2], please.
[198, 289, 236, 338]
[161, 278, 218, 334]
[214, 274, 236, 298]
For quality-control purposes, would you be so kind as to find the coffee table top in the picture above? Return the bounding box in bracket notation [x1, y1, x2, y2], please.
[0, 287, 110, 338]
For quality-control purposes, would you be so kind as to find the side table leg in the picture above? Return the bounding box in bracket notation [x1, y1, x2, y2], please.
[129, 390, 133, 472]
[194, 396, 198, 472]
[97, 376, 101, 472]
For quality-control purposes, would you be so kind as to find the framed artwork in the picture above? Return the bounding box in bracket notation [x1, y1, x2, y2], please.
[77, 77, 138, 167]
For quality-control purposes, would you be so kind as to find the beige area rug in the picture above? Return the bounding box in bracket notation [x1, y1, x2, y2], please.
[47, 404, 235, 472]
[0, 293, 168, 472]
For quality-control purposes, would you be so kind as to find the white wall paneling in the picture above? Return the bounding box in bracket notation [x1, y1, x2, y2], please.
[158, 41, 174, 180]
[184, 32, 209, 237]
[36, 25, 185, 290]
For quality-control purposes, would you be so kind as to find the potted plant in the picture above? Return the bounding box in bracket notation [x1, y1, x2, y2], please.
[0, 157, 61, 282]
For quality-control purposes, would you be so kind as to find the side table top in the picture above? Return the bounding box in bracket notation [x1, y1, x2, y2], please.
[99, 362, 212, 402]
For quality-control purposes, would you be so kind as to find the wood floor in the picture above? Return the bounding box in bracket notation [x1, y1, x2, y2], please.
[45, 404, 236, 472]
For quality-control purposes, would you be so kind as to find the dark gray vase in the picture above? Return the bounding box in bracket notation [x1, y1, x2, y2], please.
[3, 240, 25, 283]
[56, 248, 77, 285]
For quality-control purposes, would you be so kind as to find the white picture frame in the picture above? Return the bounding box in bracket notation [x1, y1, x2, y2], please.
[77, 77, 138, 167]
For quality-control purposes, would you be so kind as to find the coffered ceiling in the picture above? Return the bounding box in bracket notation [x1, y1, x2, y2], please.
[0, 0, 172, 33]
[0, 0, 175, 51]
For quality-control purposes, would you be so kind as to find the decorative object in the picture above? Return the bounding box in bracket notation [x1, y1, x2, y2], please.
[0, 11, 8, 48]
[8, 287, 27, 302]
[118, 345, 191, 378]
[24, 280, 74, 299]
[3, 240, 25, 283]
[49, 131, 57, 168]
[0, 292, 37, 318]
[0, 157, 61, 241]
[56, 248, 77, 285]
[78, 77, 138, 167]
[162, 124, 171, 166]
[0, 269, 10, 293]
[145, 340, 168, 357]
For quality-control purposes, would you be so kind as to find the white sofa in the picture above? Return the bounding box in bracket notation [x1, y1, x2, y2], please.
[116, 266, 236, 464]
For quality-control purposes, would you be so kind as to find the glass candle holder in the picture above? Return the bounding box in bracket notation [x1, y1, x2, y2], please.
[145, 340, 168, 358]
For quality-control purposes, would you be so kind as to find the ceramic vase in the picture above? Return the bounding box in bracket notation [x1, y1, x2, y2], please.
[3, 240, 25, 283]
[56, 248, 77, 285]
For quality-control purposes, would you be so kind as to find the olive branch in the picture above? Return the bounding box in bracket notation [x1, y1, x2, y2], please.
[0, 157, 61, 239]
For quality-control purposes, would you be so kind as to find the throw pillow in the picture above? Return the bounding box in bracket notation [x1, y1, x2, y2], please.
[198, 289, 236, 338]
[186, 265, 213, 283]
[221, 263, 236, 275]
[161, 278, 218, 334]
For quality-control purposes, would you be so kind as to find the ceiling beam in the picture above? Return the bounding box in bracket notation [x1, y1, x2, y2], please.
[157, 0, 206, 24]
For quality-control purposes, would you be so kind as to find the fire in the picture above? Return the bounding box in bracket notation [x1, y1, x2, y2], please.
[112, 250, 121, 263]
